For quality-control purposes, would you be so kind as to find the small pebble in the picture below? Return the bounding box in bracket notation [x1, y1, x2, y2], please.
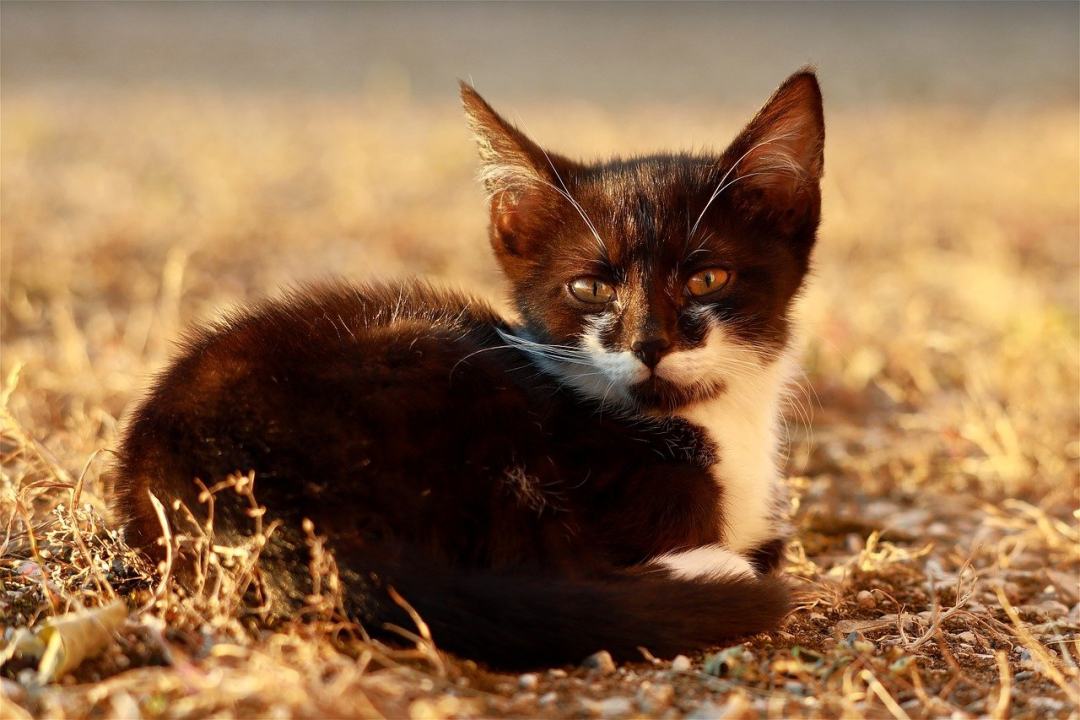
[518, 672, 539, 690]
[582, 650, 616, 675]
[853, 639, 875, 654]
[926, 522, 950, 537]
[548, 668, 568, 678]
[671, 654, 692, 672]
[508, 693, 537, 712]
[637, 681, 674, 712]
[0, 678, 25, 705]
[686, 700, 728, 720]
[408, 700, 438, 720]
[538, 691, 559, 707]
[856, 590, 877, 609]
[588, 697, 634, 718]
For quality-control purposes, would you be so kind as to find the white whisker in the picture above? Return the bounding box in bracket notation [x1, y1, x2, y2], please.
[535, 147, 609, 258]
[688, 132, 799, 243]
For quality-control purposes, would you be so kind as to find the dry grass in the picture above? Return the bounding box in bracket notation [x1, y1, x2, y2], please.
[2, 89, 1078, 718]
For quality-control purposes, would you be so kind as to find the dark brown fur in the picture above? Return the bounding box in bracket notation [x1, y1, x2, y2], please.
[112, 70, 824, 667]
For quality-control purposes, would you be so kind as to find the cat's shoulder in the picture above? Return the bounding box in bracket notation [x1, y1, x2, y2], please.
[180, 279, 504, 355]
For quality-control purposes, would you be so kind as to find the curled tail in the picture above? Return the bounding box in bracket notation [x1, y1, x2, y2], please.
[345, 555, 790, 668]
[116, 493, 788, 668]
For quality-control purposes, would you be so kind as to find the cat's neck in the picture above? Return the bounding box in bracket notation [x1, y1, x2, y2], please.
[677, 350, 795, 555]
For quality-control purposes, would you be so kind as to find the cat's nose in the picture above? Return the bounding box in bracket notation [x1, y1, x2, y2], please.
[632, 337, 672, 370]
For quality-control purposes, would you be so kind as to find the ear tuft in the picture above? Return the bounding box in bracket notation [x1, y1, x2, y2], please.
[724, 68, 825, 202]
[460, 82, 572, 262]
[459, 82, 549, 199]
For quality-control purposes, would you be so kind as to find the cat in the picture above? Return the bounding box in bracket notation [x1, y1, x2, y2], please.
[111, 68, 824, 668]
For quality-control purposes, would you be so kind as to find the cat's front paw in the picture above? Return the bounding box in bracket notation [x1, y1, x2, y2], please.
[648, 544, 757, 581]
[651, 416, 719, 468]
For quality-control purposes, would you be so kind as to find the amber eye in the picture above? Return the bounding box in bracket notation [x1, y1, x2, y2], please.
[686, 268, 732, 298]
[568, 277, 616, 305]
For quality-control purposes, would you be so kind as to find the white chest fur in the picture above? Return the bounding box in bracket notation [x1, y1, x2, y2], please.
[677, 352, 793, 555]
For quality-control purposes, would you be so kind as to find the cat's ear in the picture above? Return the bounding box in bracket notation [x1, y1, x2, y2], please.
[460, 83, 567, 259]
[460, 82, 551, 197]
[723, 69, 824, 211]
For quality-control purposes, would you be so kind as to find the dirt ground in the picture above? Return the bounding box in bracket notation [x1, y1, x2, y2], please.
[2, 5, 1079, 718]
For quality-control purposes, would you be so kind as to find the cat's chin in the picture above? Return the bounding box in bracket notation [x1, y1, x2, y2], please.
[625, 375, 725, 414]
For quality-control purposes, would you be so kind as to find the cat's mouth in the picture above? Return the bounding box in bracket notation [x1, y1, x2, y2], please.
[626, 374, 704, 413]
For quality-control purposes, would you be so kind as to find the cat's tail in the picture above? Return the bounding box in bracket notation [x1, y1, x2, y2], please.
[347, 550, 790, 669]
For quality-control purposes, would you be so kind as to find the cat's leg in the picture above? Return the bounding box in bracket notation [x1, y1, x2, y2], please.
[745, 537, 787, 575]
[581, 461, 725, 566]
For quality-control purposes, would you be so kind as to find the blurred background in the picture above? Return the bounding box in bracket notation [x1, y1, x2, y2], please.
[2, 3, 1078, 716]
[3, 0, 1078, 492]
[4, 2, 1078, 106]
[3, 0, 1077, 490]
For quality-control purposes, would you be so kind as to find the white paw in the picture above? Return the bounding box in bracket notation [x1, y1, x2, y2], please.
[650, 544, 757, 581]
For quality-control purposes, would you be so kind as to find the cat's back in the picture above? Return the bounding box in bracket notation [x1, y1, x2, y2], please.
[112, 280, 522, 553]
[174, 280, 504, 372]
[124, 280, 511, 451]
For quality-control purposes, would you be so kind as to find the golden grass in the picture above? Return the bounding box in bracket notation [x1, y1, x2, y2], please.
[2, 89, 1078, 718]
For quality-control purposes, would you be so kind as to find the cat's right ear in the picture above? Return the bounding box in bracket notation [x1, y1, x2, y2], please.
[460, 83, 562, 260]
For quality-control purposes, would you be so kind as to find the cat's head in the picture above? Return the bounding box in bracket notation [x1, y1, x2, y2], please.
[463, 70, 824, 413]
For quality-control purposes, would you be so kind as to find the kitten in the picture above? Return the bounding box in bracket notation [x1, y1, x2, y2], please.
[112, 69, 824, 668]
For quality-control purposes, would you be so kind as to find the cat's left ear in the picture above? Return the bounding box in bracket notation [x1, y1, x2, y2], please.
[723, 69, 824, 214]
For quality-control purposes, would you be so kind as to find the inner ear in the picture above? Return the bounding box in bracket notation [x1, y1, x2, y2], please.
[722, 70, 824, 206]
[489, 185, 555, 258]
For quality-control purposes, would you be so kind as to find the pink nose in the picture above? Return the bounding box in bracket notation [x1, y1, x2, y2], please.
[632, 338, 671, 369]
